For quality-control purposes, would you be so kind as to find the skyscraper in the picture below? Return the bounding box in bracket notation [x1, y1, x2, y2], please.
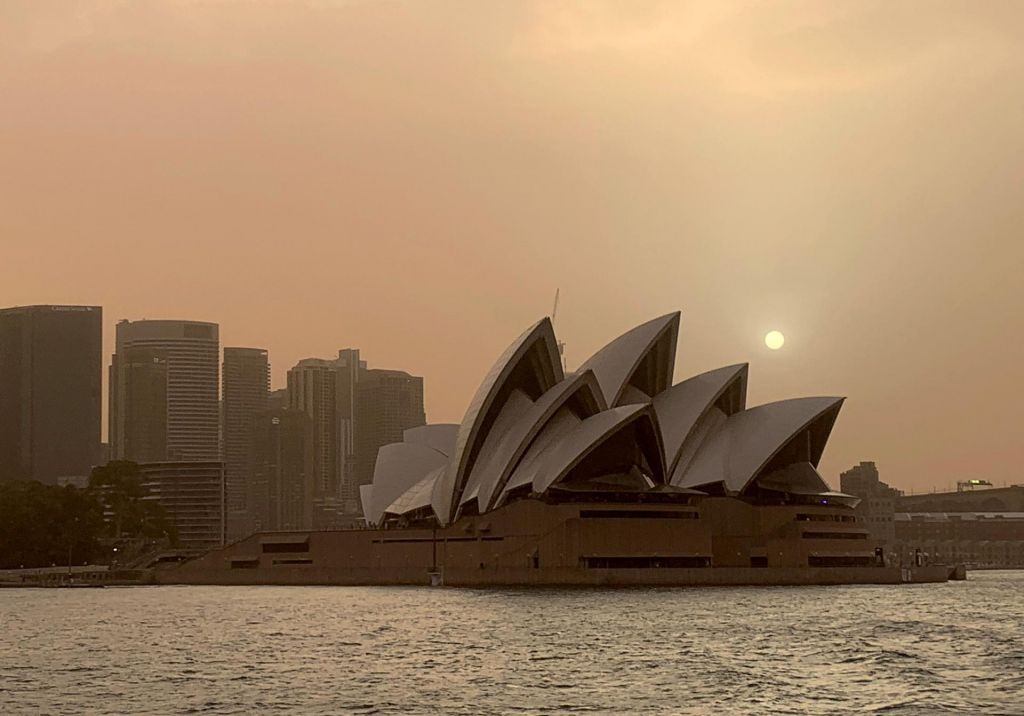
[116, 346, 168, 463]
[284, 351, 423, 523]
[354, 368, 426, 495]
[0, 305, 102, 484]
[222, 347, 270, 541]
[267, 387, 288, 411]
[334, 349, 364, 513]
[284, 360, 339, 524]
[110, 320, 219, 463]
[252, 407, 313, 531]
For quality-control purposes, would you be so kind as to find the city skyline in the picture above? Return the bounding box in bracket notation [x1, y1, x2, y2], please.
[1, 301, 1019, 495]
[0, 301, 432, 541]
[2, 5, 1023, 713]
[2, 2, 1023, 494]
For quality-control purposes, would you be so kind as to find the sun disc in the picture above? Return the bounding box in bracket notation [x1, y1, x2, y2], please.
[765, 330, 785, 350]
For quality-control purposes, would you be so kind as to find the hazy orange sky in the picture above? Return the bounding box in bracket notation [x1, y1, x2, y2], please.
[2, 1, 1022, 493]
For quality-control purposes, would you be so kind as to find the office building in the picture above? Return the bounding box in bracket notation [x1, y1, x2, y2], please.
[268, 387, 288, 411]
[897, 485, 1024, 513]
[287, 359, 339, 494]
[0, 305, 102, 484]
[110, 320, 219, 463]
[334, 349, 363, 515]
[287, 358, 344, 527]
[222, 347, 270, 540]
[139, 461, 225, 549]
[354, 368, 425, 496]
[252, 408, 313, 531]
[285, 350, 423, 524]
[114, 346, 168, 463]
[894, 511, 1024, 568]
[839, 461, 900, 544]
[893, 484, 1024, 568]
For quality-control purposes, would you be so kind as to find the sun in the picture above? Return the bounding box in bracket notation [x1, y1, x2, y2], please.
[764, 330, 785, 350]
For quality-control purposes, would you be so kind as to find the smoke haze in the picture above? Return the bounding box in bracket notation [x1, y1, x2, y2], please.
[2, 1, 1022, 491]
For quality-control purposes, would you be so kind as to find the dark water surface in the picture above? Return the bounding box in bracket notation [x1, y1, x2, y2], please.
[2, 571, 1023, 715]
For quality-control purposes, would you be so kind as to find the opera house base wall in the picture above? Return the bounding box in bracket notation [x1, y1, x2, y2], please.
[157, 564, 950, 587]
[427, 565, 950, 586]
[156, 498, 954, 587]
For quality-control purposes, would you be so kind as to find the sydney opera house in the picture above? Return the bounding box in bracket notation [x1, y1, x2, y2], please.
[165, 312, 952, 586]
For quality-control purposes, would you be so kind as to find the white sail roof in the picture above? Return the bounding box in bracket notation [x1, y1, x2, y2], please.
[402, 424, 459, 457]
[458, 388, 534, 510]
[653, 363, 747, 477]
[359, 484, 374, 523]
[431, 318, 563, 525]
[577, 312, 679, 407]
[530, 404, 665, 494]
[365, 442, 449, 525]
[675, 397, 844, 494]
[498, 406, 583, 503]
[469, 370, 606, 514]
[387, 466, 444, 517]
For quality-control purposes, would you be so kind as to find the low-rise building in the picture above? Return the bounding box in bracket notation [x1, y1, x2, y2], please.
[839, 461, 900, 545]
[897, 485, 1024, 513]
[894, 512, 1024, 568]
[139, 461, 225, 549]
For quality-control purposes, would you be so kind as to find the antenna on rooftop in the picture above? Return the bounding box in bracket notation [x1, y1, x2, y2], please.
[551, 288, 567, 372]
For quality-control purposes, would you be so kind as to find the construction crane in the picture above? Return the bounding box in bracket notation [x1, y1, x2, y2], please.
[552, 289, 567, 372]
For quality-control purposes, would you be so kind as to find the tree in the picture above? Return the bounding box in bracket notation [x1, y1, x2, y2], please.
[0, 480, 103, 569]
[88, 461, 177, 542]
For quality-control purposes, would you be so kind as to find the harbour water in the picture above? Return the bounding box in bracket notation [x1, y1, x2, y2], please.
[2, 571, 1022, 714]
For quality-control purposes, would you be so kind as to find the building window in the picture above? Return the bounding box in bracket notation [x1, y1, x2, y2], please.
[262, 540, 310, 553]
[583, 556, 712, 569]
[808, 555, 875, 567]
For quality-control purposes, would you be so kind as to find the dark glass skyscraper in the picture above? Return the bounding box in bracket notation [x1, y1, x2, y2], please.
[222, 347, 270, 540]
[0, 305, 102, 484]
[252, 407, 313, 531]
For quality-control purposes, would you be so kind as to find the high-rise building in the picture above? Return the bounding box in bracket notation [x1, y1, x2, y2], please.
[267, 387, 288, 412]
[116, 346, 169, 463]
[222, 347, 270, 541]
[284, 350, 422, 523]
[252, 408, 313, 531]
[334, 349, 364, 514]
[354, 368, 426, 496]
[0, 305, 102, 484]
[138, 461, 225, 549]
[287, 358, 340, 500]
[110, 320, 219, 463]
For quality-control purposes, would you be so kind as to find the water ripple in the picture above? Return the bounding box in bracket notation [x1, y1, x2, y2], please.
[1, 572, 1023, 714]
